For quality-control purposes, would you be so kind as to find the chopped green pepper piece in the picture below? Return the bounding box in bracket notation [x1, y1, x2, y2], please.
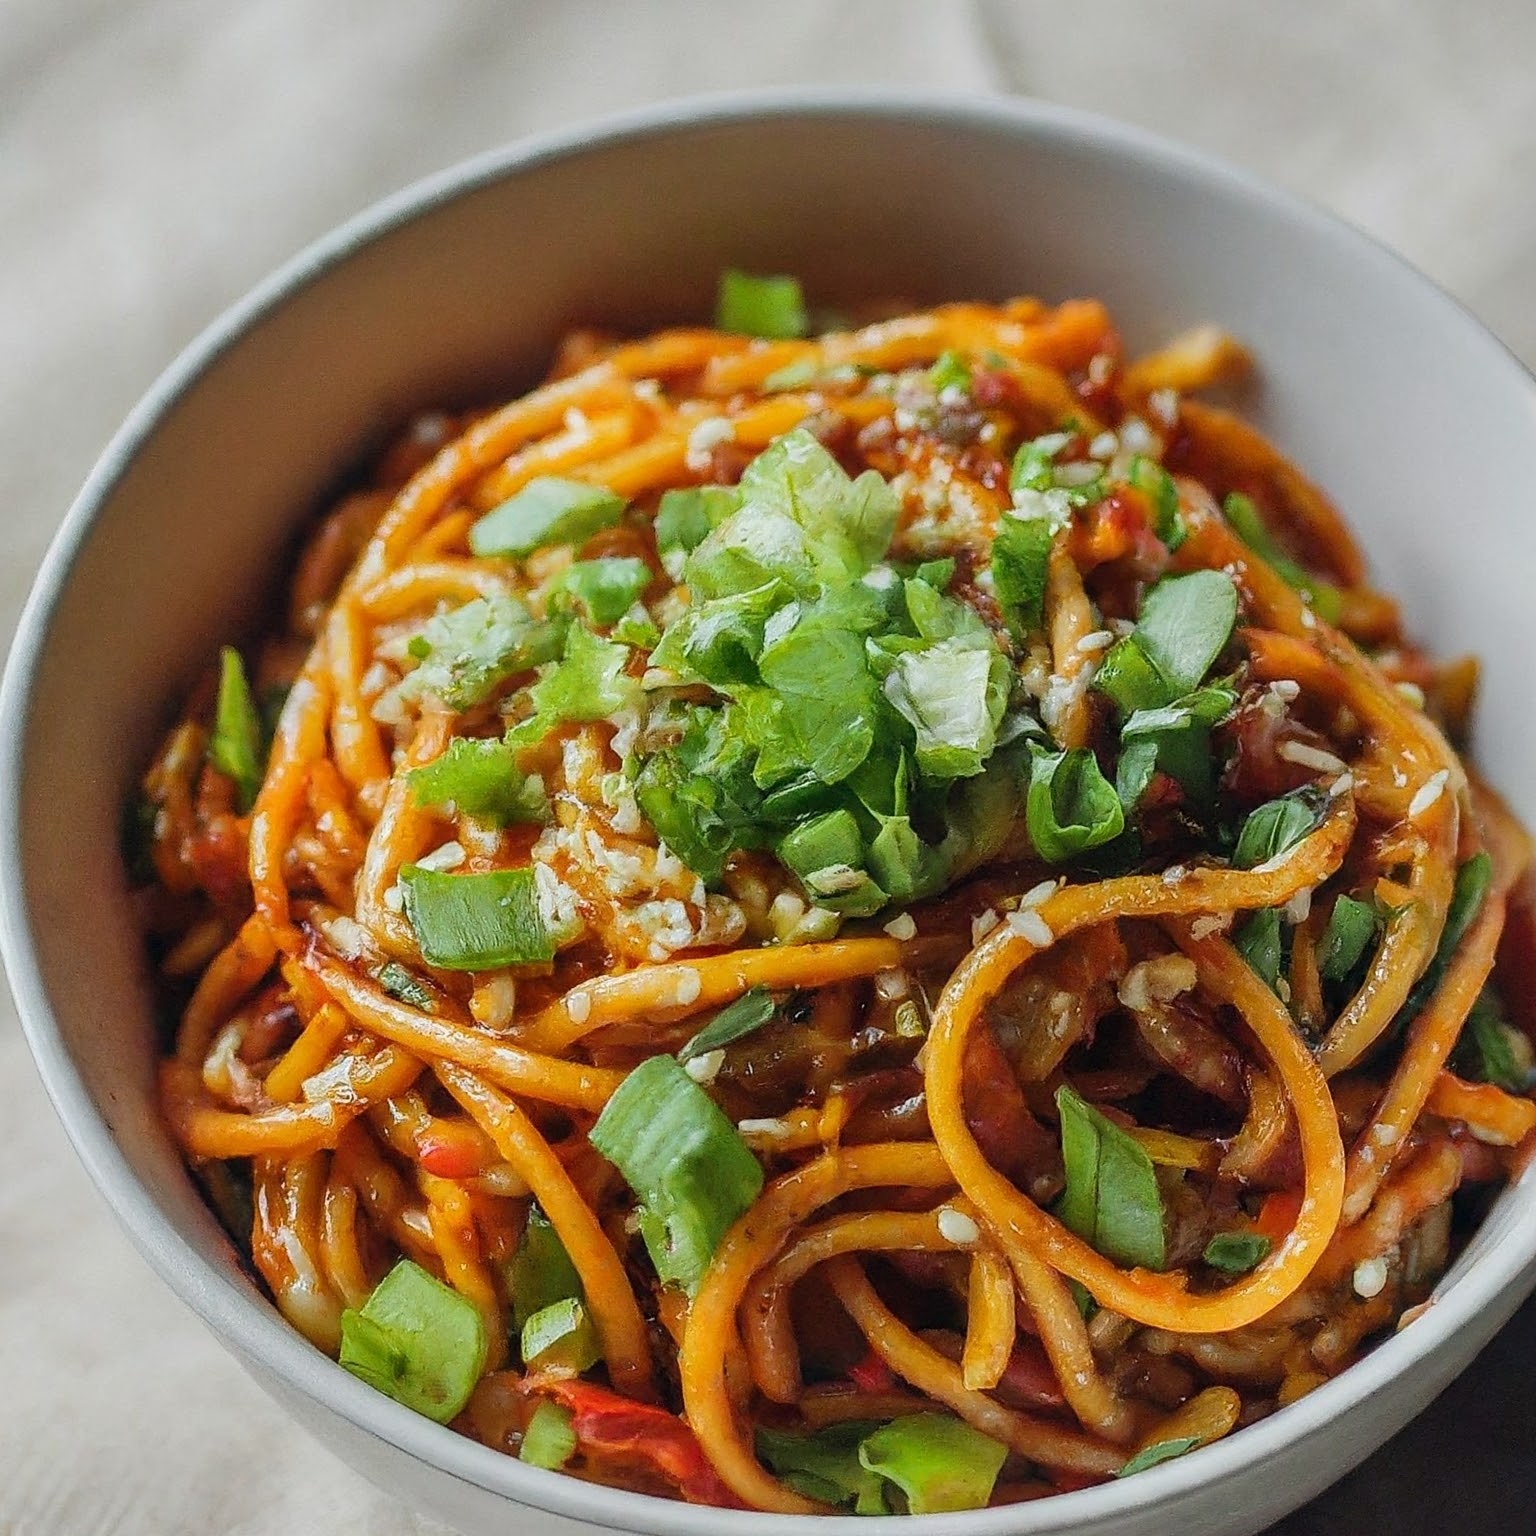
[469, 476, 626, 559]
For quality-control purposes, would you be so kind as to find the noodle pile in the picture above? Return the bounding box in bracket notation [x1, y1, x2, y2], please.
[130, 285, 1536, 1513]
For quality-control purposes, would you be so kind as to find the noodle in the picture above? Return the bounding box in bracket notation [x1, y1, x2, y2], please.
[129, 286, 1536, 1514]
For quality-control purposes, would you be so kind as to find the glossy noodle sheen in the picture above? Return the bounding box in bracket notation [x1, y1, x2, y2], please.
[132, 291, 1536, 1514]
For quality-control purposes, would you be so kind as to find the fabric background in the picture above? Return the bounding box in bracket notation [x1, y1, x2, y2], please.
[2, 3, 1533, 1532]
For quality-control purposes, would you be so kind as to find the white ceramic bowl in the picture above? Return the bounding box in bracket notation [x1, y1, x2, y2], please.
[4, 89, 1535, 1536]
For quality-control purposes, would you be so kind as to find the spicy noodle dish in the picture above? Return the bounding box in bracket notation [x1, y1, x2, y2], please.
[129, 272, 1536, 1514]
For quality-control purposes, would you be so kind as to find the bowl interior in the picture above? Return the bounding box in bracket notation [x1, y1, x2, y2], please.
[6, 95, 1536, 1536]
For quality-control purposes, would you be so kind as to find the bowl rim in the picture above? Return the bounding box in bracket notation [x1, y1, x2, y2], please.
[5, 84, 1536, 1535]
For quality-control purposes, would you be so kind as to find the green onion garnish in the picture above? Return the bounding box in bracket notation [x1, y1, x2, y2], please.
[469, 476, 627, 559]
[520, 1400, 578, 1469]
[928, 350, 972, 395]
[408, 738, 548, 826]
[1202, 1231, 1271, 1274]
[1116, 1436, 1201, 1478]
[520, 1296, 600, 1374]
[398, 865, 555, 971]
[677, 987, 776, 1064]
[553, 557, 653, 626]
[757, 1421, 889, 1514]
[1055, 1084, 1166, 1271]
[1316, 895, 1379, 983]
[398, 595, 563, 712]
[857, 1414, 1009, 1514]
[1223, 492, 1343, 623]
[1232, 789, 1324, 870]
[509, 1205, 583, 1331]
[338, 1259, 488, 1423]
[714, 268, 808, 340]
[209, 646, 264, 812]
[588, 1054, 764, 1294]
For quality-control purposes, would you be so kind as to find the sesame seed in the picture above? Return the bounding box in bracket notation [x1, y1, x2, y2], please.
[1395, 681, 1427, 710]
[565, 991, 592, 1025]
[1277, 740, 1348, 774]
[672, 968, 703, 1007]
[972, 909, 1002, 944]
[1148, 388, 1179, 427]
[937, 1207, 982, 1247]
[416, 840, 466, 873]
[1352, 1256, 1389, 1299]
[1284, 888, 1314, 925]
[883, 912, 917, 941]
[1270, 679, 1301, 700]
[1006, 908, 1054, 948]
[1076, 629, 1114, 654]
[1408, 770, 1449, 818]
[738, 1117, 791, 1140]
[1330, 772, 1355, 799]
[1189, 914, 1230, 940]
[1088, 430, 1119, 459]
[1020, 879, 1060, 909]
[874, 969, 909, 1002]
[383, 885, 404, 913]
[683, 1049, 725, 1085]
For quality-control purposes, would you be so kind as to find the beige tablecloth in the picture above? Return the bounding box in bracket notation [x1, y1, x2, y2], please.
[3, 3, 1535, 1532]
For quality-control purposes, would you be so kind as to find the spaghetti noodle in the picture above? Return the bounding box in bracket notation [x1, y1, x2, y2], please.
[129, 277, 1536, 1514]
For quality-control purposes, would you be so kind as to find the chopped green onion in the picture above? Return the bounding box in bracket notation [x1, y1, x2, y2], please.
[1234, 908, 1284, 988]
[1202, 1231, 1271, 1274]
[655, 486, 741, 559]
[1055, 1085, 1166, 1270]
[408, 738, 548, 826]
[1026, 748, 1126, 863]
[990, 513, 1057, 634]
[509, 1206, 583, 1331]
[1126, 456, 1182, 545]
[398, 865, 555, 971]
[678, 987, 777, 1063]
[857, 1414, 1008, 1514]
[398, 596, 563, 712]
[714, 268, 808, 340]
[469, 476, 627, 559]
[1397, 852, 1493, 1029]
[1317, 895, 1379, 983]
[520, 1296, 600, 1374]
[373, 961, 436, 1012]
[761, 357, 822, 393]
[1010, 431, 1073, 494]
[929, 349, 972, 394]
[777, 807, 864, 881]
[588, 1055, 764, 1294]
[912, 557, 956, 589]
[611, 606, 661, 650]
[1116, 1437, 1201, 1478]
[1223, 492, 1343, 623]
[1454, 991, 1533, 1093]
[553, 557, 653, 626]
[520, 1400, 577, 1469]
[339, 1259, 488, 1423]
[757, 1422, 888, 1513]
[209, 646, 264, 811]
[510, 625, 639, 746]
[1232, 790, 1323, 870]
